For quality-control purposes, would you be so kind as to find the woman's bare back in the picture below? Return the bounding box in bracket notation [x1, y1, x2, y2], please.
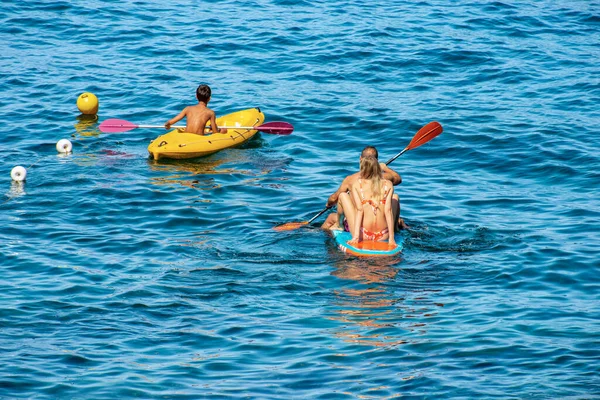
[352, 178, 393, 233]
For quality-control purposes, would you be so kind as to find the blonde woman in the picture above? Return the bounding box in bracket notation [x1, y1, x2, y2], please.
[339, 156, 397, 247]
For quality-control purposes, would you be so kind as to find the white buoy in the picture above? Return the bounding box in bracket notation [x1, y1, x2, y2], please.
[56, 139, 73, 154]
[11, 166, 27, 182]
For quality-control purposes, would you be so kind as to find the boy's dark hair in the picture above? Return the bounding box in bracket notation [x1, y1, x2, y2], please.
[196, 84, 211, 103]
[361, 145, 378, 159]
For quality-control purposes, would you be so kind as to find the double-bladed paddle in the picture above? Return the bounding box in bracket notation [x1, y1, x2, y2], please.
[273, 121, 443, 231]
[99, 119, 294, 135]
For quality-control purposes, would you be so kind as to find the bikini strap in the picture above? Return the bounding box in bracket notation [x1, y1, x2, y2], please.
[358, 179, 367, 204]
[381, 183, 389, 204]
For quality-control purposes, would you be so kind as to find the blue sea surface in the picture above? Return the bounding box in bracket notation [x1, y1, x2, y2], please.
[1, 0, 599, 398]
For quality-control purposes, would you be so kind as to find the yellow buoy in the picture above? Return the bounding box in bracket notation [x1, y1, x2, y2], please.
[77, 92, 99, 115]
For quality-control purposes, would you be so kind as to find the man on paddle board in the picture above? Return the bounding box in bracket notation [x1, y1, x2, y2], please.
[321, 146, 408, 231]
[165, 84, 227, 135]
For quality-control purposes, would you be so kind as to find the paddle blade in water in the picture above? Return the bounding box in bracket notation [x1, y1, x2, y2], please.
[406, 121, 443, 150]
[273, 221, 308, 231]
[99, 119, 139, 133]
[258, 122, 294, 135]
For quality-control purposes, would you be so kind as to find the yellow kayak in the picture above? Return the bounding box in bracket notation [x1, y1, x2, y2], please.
[147, 108, 265, 160]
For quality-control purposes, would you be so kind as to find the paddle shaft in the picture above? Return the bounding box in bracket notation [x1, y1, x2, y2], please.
[306, 207, 332, 225]
[384, 147, 409, 165]
[139, 124, 266, 130]
[99, 118, 293, 134]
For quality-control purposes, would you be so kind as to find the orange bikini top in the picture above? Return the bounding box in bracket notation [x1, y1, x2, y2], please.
[358, 179, 390, 215]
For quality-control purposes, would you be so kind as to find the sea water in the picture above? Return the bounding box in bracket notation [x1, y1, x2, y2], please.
[1, 1, 599, 398]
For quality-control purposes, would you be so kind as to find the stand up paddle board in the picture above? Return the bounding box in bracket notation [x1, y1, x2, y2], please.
[332, 230, 403, 257]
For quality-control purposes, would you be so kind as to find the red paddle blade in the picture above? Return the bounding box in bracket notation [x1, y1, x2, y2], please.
[99, 119, 139, 133]
[406, 121, 443, 150]
[257, 122, 294, 135]
[273, 221, 308, 231]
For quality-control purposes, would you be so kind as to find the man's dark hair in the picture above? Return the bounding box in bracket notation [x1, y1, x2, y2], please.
[361, 145, 378, 159]
[196, 84, 211, 103]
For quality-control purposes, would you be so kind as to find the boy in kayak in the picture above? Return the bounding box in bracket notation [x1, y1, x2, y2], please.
[164, 84, 227, 135]
[321, 145, 408, 231]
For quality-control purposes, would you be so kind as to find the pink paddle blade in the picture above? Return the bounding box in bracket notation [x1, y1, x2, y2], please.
[99, 119, 139, 133]
[257, 121, 294, 135]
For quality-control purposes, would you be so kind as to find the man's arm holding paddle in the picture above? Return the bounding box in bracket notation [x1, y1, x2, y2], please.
[326, 174, 356, 208]
[381, 163, 401, 186]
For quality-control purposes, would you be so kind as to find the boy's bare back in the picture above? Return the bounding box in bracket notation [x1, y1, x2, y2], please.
[182, 103, 216, 135]
[165, 84, 224, 135]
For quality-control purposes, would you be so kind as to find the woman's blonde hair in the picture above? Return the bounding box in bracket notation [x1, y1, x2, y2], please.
[359, 156, 383, 203]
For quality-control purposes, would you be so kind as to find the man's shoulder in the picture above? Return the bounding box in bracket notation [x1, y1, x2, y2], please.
[336, 172, 359, 192]
[343, 172, 360, 184]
